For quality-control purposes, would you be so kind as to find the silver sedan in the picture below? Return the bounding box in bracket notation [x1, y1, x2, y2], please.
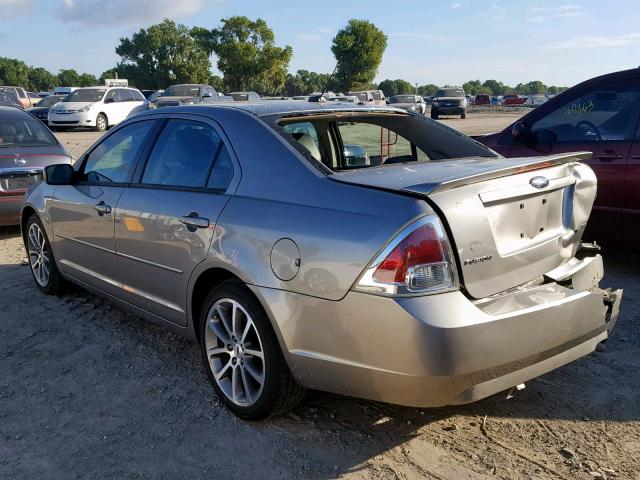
[21, 102, 622, 419]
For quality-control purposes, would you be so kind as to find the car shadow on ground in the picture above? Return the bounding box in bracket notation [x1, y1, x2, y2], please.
[1, 223, 638, 478]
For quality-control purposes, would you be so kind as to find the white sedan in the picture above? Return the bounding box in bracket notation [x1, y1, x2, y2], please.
[48, 86, 145, 131]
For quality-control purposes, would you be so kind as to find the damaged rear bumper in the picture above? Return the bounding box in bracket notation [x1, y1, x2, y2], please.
[255, 252, 622, 408]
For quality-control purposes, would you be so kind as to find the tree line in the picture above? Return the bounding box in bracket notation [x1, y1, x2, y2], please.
[0, 16, 567, 97]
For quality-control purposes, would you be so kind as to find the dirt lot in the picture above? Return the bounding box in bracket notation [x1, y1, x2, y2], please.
[1, 111, 638, 479]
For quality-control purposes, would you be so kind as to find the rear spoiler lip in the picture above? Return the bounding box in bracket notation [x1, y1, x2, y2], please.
[404, 151, 593, 196]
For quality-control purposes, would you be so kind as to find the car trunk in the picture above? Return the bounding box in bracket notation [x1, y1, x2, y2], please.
[0, 149, 70, 194]
[330, 152, 597, 299]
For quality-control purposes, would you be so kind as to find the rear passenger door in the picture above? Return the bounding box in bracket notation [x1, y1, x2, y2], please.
[114, 115, 238, 325]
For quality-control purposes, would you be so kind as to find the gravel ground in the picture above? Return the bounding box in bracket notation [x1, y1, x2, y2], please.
[1, 112, 638, 479]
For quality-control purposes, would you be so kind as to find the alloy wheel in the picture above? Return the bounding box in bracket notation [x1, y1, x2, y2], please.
[27, 223, 50, 287]
[204, 298, 265, 407]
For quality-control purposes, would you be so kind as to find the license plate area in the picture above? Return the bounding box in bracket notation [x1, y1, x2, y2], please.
[484, 188, 566, 255]
[1, 174, 40, 192]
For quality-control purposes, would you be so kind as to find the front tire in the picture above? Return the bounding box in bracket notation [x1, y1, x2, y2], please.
[461, 109, 467, 119]
[200, 280, 304, 420]
[25, 215, 66, 295]
[95, 113, 108, 132]
[431, 110, 439, 120]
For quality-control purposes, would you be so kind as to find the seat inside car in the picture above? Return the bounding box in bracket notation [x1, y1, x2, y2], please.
[0, 124, 17, 145]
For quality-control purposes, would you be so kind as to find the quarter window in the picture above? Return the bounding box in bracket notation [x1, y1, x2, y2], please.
[142, 119, 225, 188]
[82, 121, 154, 183]
[531, 82, 640, 143]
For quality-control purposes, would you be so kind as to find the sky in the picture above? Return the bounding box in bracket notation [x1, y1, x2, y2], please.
[1, 0, 639, 88]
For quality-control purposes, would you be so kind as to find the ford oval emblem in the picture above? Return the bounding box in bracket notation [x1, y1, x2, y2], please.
[13, 156, 27, 166]
[530, 176, 549, 189]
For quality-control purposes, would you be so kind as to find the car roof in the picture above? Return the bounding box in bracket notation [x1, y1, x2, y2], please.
[135, 100, 408, 119]
[0, 106, 33, 119]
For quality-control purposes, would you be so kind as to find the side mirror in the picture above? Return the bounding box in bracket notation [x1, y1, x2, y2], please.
[511, 121, 529, 141]
[44, 164, 74, 185]
[344, 144, 370, 167]
[202, 92, 213, 98]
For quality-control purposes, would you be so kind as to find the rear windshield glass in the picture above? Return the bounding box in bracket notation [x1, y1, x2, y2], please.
[389, 95, 416, 104]
[36, 96, 64, 107]
[164, 85, 201, 97]
[0, 118, 57, 147]
[268, 112, 496, 172]
[64, 89, 106, 102]
[436, 88, 464, 97]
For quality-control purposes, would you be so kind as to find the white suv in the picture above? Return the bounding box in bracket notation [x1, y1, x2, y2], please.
[48, 86, 145, 131]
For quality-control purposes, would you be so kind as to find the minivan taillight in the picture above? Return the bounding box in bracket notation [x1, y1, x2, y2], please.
[355, 215, 457, 296]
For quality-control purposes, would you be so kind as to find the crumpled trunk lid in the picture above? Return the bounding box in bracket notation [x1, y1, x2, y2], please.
[331, 152, 597, 298]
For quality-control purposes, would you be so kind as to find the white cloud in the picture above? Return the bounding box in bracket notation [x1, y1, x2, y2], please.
[317, 27, 332, 34]
[57, 0, 218, 26]
[451, 2, 461, 8]
[0, 0, 33, 19]
[487, 3, 506, 20]
[528, 4, 585, 22]
[543, 32, 640, 50]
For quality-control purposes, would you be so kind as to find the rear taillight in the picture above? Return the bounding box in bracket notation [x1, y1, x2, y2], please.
[355, 215, 457, 296]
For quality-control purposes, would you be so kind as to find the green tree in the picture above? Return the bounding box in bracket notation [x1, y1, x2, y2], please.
[28, 67, 57, 91]
[377, 79, 414, 97]
[0, 57, 30, 86]
[115, 19, 211, 89]
[332, 19, 387, 92]
[482, 79, 505, 95]
[200, 16, 292, 94]
[78, 73, 98, 87]
[208, 74, 224, 92]
[58, 69, 80, 86]
[417, 84, 439, 96]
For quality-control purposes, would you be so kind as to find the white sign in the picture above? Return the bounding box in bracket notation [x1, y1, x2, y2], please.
[104, 79, 129, 88]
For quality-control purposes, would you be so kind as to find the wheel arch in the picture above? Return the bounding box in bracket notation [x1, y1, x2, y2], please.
[20, 205, 38, 241]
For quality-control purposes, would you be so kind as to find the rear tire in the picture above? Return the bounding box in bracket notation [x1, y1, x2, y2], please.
[200, 280, 305, 420]
[95, 113, 108, 132]
[25, 214, 66, 295]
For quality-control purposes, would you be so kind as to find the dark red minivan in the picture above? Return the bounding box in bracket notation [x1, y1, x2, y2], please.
[479, 68, 640, 248]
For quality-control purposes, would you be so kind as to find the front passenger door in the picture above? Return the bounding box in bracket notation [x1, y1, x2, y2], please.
[50, 120, 155, 296]
[115, 116, 238, 325]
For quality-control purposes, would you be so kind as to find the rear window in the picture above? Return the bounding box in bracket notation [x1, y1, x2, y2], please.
[389, 95, 416, 104]
[164, 85, 201, 97]
[269, 112, 496, 172]
[0, 118, 57, 148]
[436, 88, 464, 98]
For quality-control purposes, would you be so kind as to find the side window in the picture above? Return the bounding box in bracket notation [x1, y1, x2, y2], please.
[337, 122, 429, 167]
[141, 119, 221, 188]
[105, 89, 118, 104]
[282, 122, 321, 161]
[207, 145, 235, 190]
[119, 89, 134, 102]
[132, 90, 145, 102]
[82, 121, 154, 183]
[532, 82, 640, 143]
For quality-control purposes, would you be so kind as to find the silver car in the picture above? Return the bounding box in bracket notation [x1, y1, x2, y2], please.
[21, 102, 622, 420]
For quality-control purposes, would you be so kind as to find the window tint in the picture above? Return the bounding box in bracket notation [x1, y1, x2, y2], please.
[83, 121, 153, 183]
[532, 82, 640, 143]
[207, 145, 234, 190]
[142, 119, 220, 188]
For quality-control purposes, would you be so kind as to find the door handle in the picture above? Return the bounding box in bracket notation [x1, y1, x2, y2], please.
[94, 201, 112, 215]
[180, 212, 210, 231]
[595, 150, 623, 162]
